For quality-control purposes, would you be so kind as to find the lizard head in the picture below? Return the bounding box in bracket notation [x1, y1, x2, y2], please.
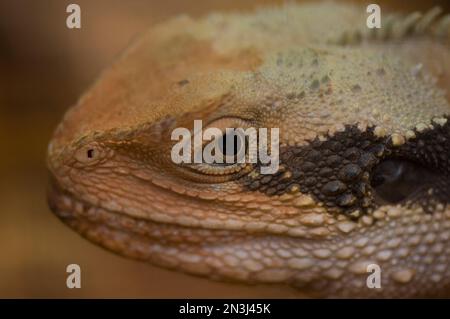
[47, 4, 450, 297]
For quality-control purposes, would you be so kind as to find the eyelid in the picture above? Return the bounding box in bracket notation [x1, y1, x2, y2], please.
[203, 117, 254, 132]
[194, 117, 253, 150]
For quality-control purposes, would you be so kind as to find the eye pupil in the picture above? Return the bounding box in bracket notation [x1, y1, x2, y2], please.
[220, 134, 239, 156]
[219, 134, 242, 156]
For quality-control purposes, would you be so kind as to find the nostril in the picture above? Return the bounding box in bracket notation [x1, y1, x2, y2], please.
[87, 149, 95, 159]
[74, 144, 101, 164]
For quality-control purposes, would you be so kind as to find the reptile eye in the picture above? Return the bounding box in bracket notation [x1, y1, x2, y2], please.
[371, 159, 438, 204]
[183, 117, 254, 179]
[189, 131, 249, 176]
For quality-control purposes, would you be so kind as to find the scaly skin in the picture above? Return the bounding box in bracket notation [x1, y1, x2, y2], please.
[47, 3, 450, 297]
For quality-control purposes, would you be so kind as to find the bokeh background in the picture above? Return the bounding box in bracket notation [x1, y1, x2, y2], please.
[1, 0, 449, 298]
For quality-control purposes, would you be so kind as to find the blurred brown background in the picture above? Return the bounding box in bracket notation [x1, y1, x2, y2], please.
[1, 0, 449, 298]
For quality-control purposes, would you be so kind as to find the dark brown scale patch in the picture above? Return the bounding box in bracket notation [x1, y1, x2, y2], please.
[337, 193, 357, 207]
[240, 116, 450, 217]
[339, 164, 362, 181]
[322, 180, 347, 195]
